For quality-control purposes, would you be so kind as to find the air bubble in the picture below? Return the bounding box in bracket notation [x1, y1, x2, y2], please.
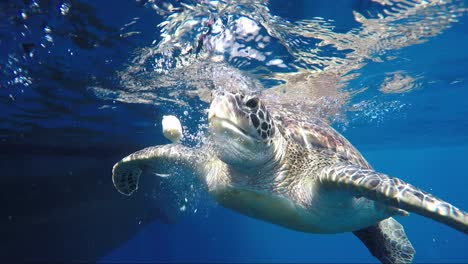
[60, 2, 71, 15]
[44, 35, 53, 42]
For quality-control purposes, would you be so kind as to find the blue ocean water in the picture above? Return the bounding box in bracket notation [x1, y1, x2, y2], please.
[1, 0, 467, 263]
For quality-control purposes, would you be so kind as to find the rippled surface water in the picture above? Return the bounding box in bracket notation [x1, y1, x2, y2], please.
[1, 0, 468, 262]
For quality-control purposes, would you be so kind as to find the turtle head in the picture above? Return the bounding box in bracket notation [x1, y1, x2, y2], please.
[208, 90, 282, 171]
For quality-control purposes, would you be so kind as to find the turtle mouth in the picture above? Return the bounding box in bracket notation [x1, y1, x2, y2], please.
[208, 115, 253, 140]
[208, 92, 259, 141]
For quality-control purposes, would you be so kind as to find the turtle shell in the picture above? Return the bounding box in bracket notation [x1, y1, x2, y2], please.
[271, 111, 371, 170]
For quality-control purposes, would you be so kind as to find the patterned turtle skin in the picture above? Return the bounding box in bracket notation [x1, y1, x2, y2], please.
[112, 90, 467, 264]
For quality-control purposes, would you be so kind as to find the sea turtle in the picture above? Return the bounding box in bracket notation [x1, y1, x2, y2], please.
[112, 90, 468, 264]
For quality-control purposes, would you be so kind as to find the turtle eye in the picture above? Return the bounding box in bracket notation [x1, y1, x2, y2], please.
[245, 97, 259, 109]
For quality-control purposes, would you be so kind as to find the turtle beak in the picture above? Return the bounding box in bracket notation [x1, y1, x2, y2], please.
[208, 93, 233, 122]
[208, 93, 251, 138]
[208, 107, 216, 121]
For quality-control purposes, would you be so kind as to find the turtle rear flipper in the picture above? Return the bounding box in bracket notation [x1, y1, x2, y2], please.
[112, 144, 201, 196]
[320, 163, 468, 234]
[354, 218, 415, 264]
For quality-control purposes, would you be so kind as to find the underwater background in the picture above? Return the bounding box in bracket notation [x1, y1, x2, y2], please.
[1, 0, 468, 263]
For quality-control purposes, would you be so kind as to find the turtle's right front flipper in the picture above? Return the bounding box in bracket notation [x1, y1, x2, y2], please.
[319, 163, 468, 234]
[112, 144, 201, 196]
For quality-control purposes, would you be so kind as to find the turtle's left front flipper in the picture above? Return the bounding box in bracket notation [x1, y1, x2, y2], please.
[319, 163, 468, 234]
[112, 144, 202, 196]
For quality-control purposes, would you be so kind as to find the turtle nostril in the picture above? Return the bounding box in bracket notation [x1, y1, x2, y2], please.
[245, 97, 259, 109]
[211, 90, 225, 99]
